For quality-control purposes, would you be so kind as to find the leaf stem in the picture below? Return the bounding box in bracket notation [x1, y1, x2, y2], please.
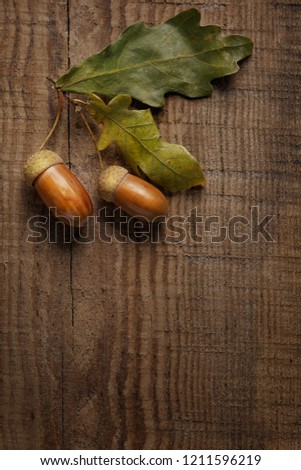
[73, 98, 89, 106]
[76, 107, 103, 168]
[63, 94, 103, 168]
[38, 87, 64, 151]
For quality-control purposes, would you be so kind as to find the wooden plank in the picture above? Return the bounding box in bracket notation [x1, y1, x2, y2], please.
[64, 0, 301, 450]
[1, 0, 70, 449]
[1, 0, 301, 450]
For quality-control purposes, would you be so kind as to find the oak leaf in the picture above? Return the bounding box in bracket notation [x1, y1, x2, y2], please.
[56, 9, 253, 107]
[88, 94, 205, 192]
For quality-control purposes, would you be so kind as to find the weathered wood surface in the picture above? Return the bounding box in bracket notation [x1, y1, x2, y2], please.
[1, 0, 301, 450]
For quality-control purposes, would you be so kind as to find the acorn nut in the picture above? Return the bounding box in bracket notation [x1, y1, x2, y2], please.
[99, 165, 168, 222]
[24, 150, 93, 227]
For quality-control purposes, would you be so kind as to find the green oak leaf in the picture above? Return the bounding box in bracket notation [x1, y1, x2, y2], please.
[88, 94, 205, 192]
[56, 8, 253, 107]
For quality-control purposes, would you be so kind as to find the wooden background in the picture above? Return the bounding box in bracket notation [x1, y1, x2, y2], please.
[1, 0, 301, 450]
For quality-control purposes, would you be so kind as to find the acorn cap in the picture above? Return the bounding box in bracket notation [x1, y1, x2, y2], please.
[99, 165, 128, 202]
[24, 150, 63, 185]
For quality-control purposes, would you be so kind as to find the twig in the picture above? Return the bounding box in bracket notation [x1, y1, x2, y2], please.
[63, 94, 103, 168]
[76, 107, 103, 168]
[38, 88, 64, 151]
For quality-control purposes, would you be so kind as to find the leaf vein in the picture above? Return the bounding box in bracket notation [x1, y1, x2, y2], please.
[62, 44, 250, 88]
[98, 108, 181, 175]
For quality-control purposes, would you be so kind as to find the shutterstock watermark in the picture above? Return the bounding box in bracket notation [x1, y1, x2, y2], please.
[26, 206, 275, 244]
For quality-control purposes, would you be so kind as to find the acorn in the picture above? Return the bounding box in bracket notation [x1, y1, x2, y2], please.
[99, 165, 168, 222]
[24, 150, 93, 227]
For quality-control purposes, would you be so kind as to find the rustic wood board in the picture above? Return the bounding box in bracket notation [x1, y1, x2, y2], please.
[1, 0, 300, 450]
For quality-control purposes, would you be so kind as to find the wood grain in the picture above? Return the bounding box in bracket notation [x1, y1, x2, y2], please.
[1, 0, 301, 450]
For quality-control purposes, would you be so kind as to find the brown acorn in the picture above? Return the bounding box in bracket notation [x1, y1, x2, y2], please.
[24, 150, 93, 227]
[99, 165, 168, 222]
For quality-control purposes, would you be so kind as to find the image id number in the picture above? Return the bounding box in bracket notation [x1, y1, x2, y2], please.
[183, 455, 262, 466]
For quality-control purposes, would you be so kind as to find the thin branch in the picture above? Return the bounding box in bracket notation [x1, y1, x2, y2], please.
[38, 88, 64, 151]
[44, 87, 103, 167]
[76, 108, 103, 168]
[73, 98, 89, 106]
[63, 94, 103, 167]
[46, 76, 56, 86]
